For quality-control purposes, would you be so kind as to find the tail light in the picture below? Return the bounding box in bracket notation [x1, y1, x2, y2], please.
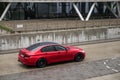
[24, 54, 30, 59]
[19, 50, 30, 59]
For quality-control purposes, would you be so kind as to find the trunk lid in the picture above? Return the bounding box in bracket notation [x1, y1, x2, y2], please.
[19, 48, 32, 57]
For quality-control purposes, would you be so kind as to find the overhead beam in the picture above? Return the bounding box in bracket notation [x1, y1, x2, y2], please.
[86, 2, 96, 21]
[0, 3, 11, 21]
[73, 3, 84, 21]
[0, 0, 120, 3]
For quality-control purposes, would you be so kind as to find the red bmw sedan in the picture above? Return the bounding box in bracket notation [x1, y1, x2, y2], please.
[18, 42, 85, 68]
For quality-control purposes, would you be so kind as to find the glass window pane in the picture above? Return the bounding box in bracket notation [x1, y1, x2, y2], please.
[55, 45, 66, 51]
[41, 46, 55, 52]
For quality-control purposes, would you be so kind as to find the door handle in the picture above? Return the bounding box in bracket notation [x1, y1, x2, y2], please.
[58, 52, 60, 54]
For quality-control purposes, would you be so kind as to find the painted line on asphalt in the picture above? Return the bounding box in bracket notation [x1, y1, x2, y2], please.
[106, 66, 110, 69]
[104, 57, 119, 73]
[104, 62, 106, 65]
[112, 69, 119, 72]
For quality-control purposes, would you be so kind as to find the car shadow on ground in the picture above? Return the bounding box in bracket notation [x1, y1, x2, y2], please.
[18, 60, 85, 69]
[18, 64, 36, 69]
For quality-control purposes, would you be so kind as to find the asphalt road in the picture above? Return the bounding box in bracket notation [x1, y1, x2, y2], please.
[0, 41, 120, 80]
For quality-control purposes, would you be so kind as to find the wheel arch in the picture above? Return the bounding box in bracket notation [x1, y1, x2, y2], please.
[36, 57, 48, 66]
[74, 52, 85, 60]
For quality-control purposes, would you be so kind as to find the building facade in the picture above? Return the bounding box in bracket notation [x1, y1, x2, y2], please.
[0, 0, 120, 21]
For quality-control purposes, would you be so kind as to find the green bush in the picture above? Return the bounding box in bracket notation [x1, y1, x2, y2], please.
[0, 24, 14, 33]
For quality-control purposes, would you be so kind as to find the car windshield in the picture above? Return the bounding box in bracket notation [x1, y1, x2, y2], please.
[26, 42, 58, 51]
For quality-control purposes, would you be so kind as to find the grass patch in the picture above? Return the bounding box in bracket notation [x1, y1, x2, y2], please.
[0, 24, 14, 33]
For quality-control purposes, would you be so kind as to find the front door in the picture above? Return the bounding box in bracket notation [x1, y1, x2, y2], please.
[41, 45, 61, 63]
[54, 45, 70, 61]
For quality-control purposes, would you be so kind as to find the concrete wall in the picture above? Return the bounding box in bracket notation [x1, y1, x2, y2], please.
[0, 26, 120, 51]
[0, 30, 9, 34]
[1, 19, 120, 33]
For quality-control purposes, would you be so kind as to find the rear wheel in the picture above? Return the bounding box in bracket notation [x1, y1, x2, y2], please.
[36, 58, 47, 68]
[74, 53, 84, 62]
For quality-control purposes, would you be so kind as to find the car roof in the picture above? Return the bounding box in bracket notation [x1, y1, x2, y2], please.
[26, 42, 59, 51]
[38, 42, 59, 45]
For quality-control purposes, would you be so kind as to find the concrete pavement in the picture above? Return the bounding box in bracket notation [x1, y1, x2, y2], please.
[0, 41, 120, 80]
[0, 57, 119, 80]
[86, 73, 120, 80]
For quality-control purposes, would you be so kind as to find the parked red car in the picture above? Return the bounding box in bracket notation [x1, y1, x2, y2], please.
[18, 42, 85, 68]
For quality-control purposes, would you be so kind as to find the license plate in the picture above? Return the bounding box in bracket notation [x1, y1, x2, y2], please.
[21, 54, 24, 57]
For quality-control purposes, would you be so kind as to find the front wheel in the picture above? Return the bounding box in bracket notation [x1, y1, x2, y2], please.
[36, 58, 47, 68]
[74, 53, 84, 62]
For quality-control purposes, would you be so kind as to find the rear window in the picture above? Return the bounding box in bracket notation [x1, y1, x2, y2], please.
[26, 43, 41, 51]
[26, 42, 58, 51]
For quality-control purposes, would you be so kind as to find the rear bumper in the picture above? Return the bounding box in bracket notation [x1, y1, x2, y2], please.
[18, 56, 36, 66]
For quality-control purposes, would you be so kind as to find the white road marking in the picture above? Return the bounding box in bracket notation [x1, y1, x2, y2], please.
[104, 58, 119, 73]
[106, 66, 110, 69]
[112, 69, 119, 72]
[104, 62, 106, 65]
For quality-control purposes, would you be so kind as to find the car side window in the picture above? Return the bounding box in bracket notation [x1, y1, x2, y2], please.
[41, 46, 55, 52]
[55, 45, 66, 51]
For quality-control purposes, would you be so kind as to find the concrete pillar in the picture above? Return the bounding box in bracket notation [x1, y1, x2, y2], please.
[117, 2, 120, 17]
[105, 2, 118, 18]
[0, 2, 11, 21]
[105, 2, 111, 15]
[86, 2, 96, 21]
[73, 3, 84, 21]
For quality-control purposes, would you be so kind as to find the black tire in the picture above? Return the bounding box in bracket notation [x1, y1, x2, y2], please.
[74, 53, 84, 62]
[36, 58, 47, 68]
